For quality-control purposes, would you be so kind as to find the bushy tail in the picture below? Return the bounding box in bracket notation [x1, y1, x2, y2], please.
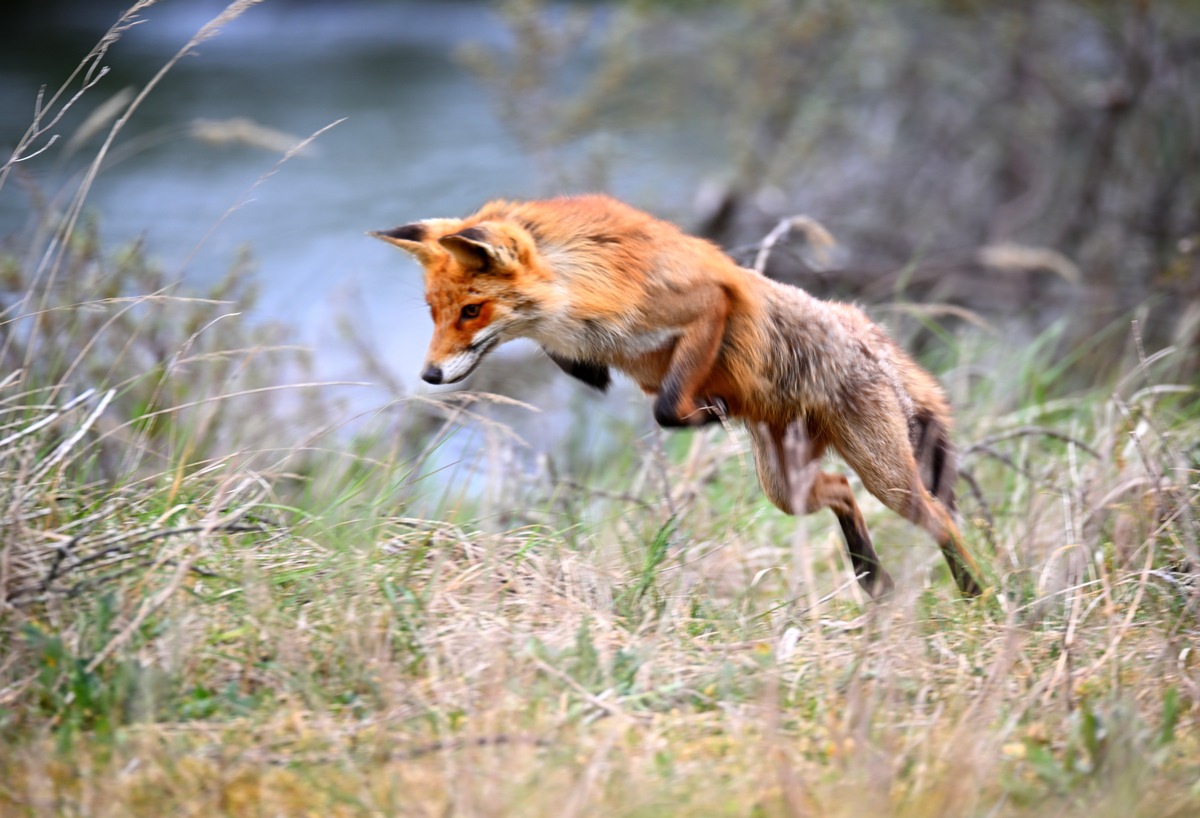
[912, 403, 957, 512]
[891, 344, 958, 512]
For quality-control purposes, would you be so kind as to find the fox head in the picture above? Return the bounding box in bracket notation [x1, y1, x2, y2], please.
[370, 218, 548, 385]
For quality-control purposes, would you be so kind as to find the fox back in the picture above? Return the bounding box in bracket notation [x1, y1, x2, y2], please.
[371, 195, 749, 407]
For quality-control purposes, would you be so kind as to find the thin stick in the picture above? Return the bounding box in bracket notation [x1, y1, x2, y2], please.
[752, 215, 838, 275]
[651, 423, 678, 520]
[179, 118, 346, 275]
[957, 466, 1001, 560]
[22, 388, 115, 496]
[0, 388, 96, 450]
[966, 426, 1101, 459]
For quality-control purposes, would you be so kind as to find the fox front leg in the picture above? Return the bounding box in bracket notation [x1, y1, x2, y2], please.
[661, 394, 728, 427]
[653, 306, 730, 428]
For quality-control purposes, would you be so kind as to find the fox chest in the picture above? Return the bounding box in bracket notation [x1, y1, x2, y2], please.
[536, 316, 678, 359]
[535, 318, 681, 388]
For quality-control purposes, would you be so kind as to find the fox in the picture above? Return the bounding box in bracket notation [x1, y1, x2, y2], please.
[370, 194, 983, 598]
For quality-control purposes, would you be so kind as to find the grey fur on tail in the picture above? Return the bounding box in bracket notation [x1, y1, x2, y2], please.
[913, 408, 957, 513]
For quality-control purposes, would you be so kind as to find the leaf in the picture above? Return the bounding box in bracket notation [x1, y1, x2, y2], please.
[1158, 686, 1179, 747]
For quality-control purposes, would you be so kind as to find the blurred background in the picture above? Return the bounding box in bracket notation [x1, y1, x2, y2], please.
[2, 0, 1198, 457]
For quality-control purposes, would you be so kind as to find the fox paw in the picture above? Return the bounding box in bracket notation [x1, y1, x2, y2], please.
[654, 395, 727, 428]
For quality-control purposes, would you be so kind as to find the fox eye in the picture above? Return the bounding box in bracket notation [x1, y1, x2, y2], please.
[460, 303, 482, 320]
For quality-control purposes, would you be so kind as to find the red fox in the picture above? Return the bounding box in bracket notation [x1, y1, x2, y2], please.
[371, 194, 982, 598]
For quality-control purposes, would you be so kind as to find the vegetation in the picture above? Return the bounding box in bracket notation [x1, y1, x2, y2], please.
[1, 1, 1197, 816]
[469, 0, 1200, 385]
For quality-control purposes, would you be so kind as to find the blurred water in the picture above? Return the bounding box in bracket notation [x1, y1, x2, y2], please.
[0, 0, 725, 467]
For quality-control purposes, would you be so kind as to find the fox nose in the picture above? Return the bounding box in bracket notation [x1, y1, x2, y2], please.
[421, 364, 444, 385]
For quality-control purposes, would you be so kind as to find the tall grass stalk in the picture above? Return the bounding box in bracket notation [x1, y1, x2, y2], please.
[1, 2, 1197, 816]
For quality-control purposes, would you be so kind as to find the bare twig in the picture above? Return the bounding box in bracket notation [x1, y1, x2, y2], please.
[966, 426, 1101, 460]
[960, 444, 1040, 485]
[957, 466, 1000, 559]
[22, 388, 115, 497]
[0, 388, 97, 451]
[752, 215, 838, 275]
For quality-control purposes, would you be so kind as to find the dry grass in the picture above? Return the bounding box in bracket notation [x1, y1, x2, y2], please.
[1, 352, 1196, 816]
[1, 2, 1198, 816]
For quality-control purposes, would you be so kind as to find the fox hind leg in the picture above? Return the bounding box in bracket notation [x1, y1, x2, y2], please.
[821, 473, 896, 599]
[747, 422, 895, 599]
[830, 397, 982, 597]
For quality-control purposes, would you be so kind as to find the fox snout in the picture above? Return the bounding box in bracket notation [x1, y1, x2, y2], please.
[420, 354, 471, 385]
[420, 333, 499, 386]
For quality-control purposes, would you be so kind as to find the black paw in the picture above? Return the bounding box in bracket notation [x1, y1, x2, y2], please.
[653, 396, 728, 428]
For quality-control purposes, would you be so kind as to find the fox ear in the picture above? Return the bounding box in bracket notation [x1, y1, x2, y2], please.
[438, 226, 514, 274]
[369, 223, 436, 263]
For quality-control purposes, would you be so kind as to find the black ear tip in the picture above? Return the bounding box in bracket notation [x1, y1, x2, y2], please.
[439, 225, 488, 246]
[374, 223, 427, 242]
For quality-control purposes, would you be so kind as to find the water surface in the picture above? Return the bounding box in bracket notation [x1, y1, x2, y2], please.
[0, 0, 725, 466]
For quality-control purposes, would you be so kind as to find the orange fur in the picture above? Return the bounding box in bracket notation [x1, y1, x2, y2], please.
[372, 194, 982, 597]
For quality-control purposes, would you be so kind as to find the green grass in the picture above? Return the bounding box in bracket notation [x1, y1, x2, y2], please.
[2, 280, 1196, 815]
[2, 3, 1198, 815]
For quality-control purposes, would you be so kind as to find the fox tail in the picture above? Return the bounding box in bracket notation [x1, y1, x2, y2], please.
[892, 347, 958, 512]
[911, 401, 957, 512]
